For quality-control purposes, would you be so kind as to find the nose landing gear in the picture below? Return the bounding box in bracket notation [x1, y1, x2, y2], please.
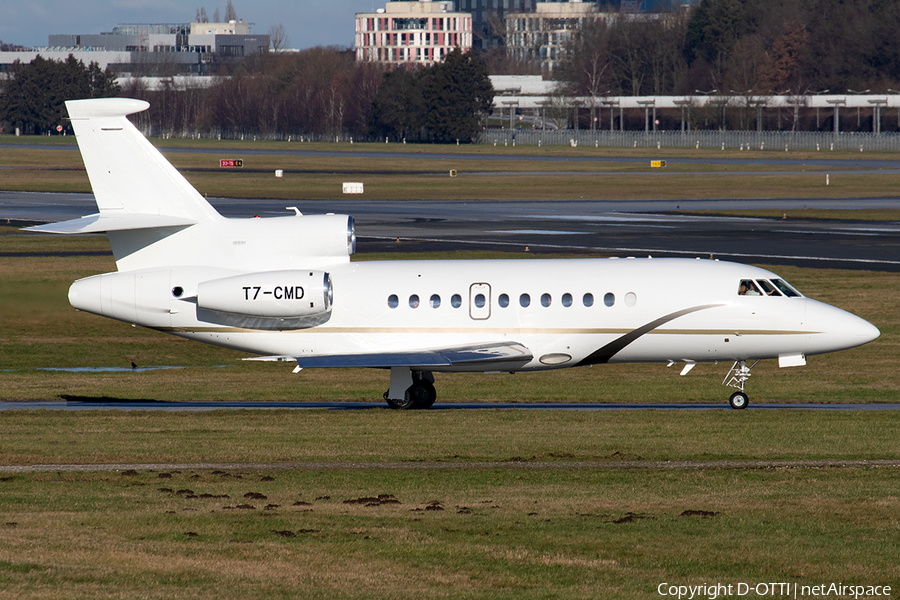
[723, 359, 758, 409]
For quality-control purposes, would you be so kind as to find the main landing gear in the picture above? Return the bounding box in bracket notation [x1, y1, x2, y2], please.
[384, 368, 436, 410]
[723, 359, 758, 409]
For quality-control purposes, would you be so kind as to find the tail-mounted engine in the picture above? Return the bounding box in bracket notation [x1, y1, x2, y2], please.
[196, 270, 333, 329]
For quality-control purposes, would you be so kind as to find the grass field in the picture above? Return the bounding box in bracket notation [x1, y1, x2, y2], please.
[3, 135, 900, 203]
[1, 138, 899, 598]
[2, 411, 899, 599]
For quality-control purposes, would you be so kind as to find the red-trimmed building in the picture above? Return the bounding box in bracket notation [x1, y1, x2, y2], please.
[355, 0, 473, 65]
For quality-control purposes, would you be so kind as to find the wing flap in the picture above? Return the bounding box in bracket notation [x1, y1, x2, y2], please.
[245, 342, 533, 369]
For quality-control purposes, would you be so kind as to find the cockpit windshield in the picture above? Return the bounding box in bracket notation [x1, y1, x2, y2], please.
[738, 278, 803, 297]
[770, 279, 802, 297]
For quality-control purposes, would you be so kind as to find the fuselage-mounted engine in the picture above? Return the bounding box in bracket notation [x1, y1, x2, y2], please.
[196, 270, 333, 329]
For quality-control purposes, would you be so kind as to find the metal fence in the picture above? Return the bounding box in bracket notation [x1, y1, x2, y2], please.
[477, 129, 900, 151]
[137, 124, 900, 151]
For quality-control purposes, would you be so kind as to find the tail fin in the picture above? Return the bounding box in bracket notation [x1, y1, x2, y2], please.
[26, 98, 220, 234]
[26, 98, 351, 274]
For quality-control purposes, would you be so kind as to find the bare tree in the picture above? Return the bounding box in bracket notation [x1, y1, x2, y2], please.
[225, 0, 237, 22]
[269, 23, 290, 51]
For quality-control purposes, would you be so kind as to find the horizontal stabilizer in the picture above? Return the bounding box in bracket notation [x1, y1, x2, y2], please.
[246, 342, 533, 369]
[24, 213, 197, 234]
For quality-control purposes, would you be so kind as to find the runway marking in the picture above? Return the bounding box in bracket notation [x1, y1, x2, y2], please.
[2, 459, 899, 474]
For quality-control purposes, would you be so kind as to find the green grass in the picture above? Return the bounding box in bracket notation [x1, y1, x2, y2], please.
[3, 139, 900, 201]
[1, 413, 899, 599]
[3, 410, 900, 465]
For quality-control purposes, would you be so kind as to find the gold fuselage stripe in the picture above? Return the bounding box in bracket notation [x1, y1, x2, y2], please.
[158, 326, 816, 336]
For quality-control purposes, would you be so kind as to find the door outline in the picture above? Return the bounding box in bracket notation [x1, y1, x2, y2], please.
[469, 282, 491, 320]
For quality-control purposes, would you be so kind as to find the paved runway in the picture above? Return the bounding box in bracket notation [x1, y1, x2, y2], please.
[3, 458, 899, 474]
[2, 400, 899, 411]
[5, 191, 900, 271]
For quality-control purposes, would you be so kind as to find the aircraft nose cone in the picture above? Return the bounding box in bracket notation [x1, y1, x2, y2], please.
[806, 299, 879, 354]
[854, 317, 881, 345]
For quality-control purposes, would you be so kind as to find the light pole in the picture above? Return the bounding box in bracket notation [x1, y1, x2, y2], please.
[812, 90, 829, 129]
[771, 90, 789, 130]
[888, 89, 900, 129]
[674, 99, 691, 133]
[826, 97, 846, 136]
[695, 89, 717, 129]
[730, 89, 753, 131]
[848, 89, 870, 128]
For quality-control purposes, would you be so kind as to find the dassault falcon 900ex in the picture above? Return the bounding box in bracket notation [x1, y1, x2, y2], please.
[27, 98, 880, 409]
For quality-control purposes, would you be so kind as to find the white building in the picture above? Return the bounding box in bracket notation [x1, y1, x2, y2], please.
[0, 21, 268, 75]
[505, 1, 668, 74]
[505, 2, 605, 74]
[355, 0, 473, 66]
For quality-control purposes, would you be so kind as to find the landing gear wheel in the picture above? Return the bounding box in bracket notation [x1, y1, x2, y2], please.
[404, 382, 434, 409]
[729, 391, 749, 410]
[386, 389, 417, 410]
[416, 383, 437, 409]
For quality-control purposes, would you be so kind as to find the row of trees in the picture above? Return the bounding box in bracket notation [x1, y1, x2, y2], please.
[0, 56, 120, 135]
[1, 48, 493, 142]
[557, 0, 900, 99]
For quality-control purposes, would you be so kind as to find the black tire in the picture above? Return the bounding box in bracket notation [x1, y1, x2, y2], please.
[406, 383, 433, 409]
[729, 391, 749, 410]
[385, 390, 416, 410]
[415, 383, 437, 409]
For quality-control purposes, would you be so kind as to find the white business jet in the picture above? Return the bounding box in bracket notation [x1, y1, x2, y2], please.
[27, 98, 880, 409]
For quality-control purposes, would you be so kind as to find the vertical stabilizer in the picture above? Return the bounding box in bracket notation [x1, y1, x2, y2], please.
[65, 98, 219, 223]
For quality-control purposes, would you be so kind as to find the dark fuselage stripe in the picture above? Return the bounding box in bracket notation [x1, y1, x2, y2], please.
[576, 304, 725, 366]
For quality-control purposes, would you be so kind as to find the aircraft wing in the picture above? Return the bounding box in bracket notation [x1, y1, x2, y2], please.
[246, 341, 533, 369]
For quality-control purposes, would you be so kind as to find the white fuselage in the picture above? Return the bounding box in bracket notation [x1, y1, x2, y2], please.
[68, 257, 879, 371]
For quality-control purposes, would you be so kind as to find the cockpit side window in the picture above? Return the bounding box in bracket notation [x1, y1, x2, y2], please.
[738, 279, 762, 296]
[756, 280, 782, 296]
[771, 279, 802, 297]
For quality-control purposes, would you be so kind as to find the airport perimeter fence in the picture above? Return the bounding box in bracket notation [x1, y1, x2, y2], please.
[477, 129, 900, 152]
[140, 125, 900, 152]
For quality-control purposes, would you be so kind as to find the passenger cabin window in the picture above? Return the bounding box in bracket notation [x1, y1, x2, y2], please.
[474, 293, 486, 308]
[388, 294, 399, 309]
[498, 293, 510, 308]
[604, 292, 615, 307]
[541, 293, 551, 307]
[562, 293, 573, 307]
[520, 293, 531, 308]
[583, 293, 594, 307]
[451, 294, 462, 308]
[430, 294, 441, 308]
[409, 294, 420, 308]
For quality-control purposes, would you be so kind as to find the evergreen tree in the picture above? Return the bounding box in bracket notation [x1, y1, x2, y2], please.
[0, 55, 119, 135]
[369, 68, 425, 142]
[422, 48, 493, 143]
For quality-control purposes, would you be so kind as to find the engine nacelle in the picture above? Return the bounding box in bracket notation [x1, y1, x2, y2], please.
[197, 270, 332, 318]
